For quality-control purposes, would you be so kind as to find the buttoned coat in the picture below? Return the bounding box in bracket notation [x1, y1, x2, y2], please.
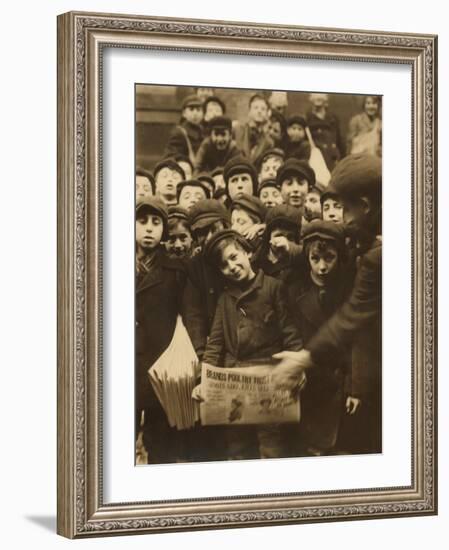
[203, 270, 303, 368]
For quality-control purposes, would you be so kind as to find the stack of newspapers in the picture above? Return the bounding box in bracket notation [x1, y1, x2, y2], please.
[148, 316, 200, 430]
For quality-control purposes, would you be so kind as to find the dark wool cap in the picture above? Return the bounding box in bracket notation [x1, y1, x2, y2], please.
[329, 153, 382, 200]
[177, 179, 211, 201]
[320, 182, 340, 204]
[203, 229, 252, 263]
[153, 158, 186, 181]
[301, 219, 345, 247]
[204, 95, 226, 114]
[188, 199, 231, 232]
[136, 197, 169, 240]
[287, 115, 307, 128]
[223, 156, 258, 194]
[265, 204, 302, 233]
[211, 166, 224, 178]
[276, 158, 316, 188]
[168, 205, 190, 222]
[257, 178, 280, 195]
[182, 94, 203, 109]
[136, 166, 155, 186]
[197, 173, 216, 193]
[208, 115, 232, 131]
[231, 194, 267, 222]
[255, 147, 285, 171]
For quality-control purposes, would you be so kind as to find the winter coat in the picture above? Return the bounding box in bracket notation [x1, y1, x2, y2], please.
[195, 138, 242, 173]
[288, 271, 354, 451]
[182, 254, 225, 360]
[306, 111, 345, 171]
[135, 250, 186, 412]
[233, 121, 274, 163]
[164, 121, 204, 162]
[284, 139, 311, 162]
[203, 270, 303, 368]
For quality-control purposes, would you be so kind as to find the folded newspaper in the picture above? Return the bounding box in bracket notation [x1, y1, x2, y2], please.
[200, 363, 301, 426]
[148, 316, 200, 430]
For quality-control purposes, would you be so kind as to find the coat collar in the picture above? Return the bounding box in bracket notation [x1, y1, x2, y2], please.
[224, 269, 264, 302]
[295, 285, 328, 329]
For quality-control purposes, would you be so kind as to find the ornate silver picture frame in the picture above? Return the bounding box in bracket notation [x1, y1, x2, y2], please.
[57, 11, 437, 538]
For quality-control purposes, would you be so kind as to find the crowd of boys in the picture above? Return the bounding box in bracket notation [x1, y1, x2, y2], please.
[135, 90, 382, 464]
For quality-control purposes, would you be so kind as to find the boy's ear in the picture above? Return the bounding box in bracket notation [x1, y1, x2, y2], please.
[359, 196, 372, 215]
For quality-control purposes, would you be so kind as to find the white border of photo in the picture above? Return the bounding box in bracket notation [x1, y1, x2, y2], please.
[102, 47, 412, 503]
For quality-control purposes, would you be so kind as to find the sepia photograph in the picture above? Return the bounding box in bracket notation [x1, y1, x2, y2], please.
[135, 84, 383, 465]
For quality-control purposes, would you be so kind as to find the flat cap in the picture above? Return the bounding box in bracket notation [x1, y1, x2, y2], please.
[276, 158, 316, 188]
[188, 198, 231, 232]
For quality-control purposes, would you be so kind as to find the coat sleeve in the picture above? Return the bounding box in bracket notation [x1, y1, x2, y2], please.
[307, 246, 381, 365]
[274, 281, 303, 352]
[203, 296, 226, 367]
[182, 272, 209, 360]
[194, 138, 209, 172]
[164, 126, 187, 158]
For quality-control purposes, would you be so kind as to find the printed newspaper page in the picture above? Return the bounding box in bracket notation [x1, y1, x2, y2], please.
[200, 363, 300, 426]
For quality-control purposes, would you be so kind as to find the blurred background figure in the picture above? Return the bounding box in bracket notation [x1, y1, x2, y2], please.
[346, 95, 382, 157]
[234, 94, 274, 162]
[306, 93, 345, 171]
[136, 167, 154, 203]
[268, 91, 289, 117]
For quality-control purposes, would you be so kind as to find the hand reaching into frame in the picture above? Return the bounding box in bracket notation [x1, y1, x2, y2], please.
[271, 349, 313, 390]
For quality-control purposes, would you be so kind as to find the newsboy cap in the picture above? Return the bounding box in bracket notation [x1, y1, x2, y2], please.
[257, 178, 281, 195]
[208, 115, 232, 131]
[177, 179, 211, 201]
[329, 153, 381, 201]
[286, 115, 307, 128]
[181, 94, 203, 110]
[231, 194, 267, 222]
[136, 197, 169, 240]
[223, 156, 258, 194]
[188, 199, 231, 232]
[265, 204, 302, 234]
[276, 158, 316, 188]
[203, 229, 252, 263]
[301, 219, 345, 246]
[153, 158, 186, 181]
[255, 147, 285, 171]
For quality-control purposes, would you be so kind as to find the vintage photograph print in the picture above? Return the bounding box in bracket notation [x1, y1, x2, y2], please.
[135, 84, 382, 466]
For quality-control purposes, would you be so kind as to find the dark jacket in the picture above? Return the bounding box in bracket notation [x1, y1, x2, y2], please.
[307, 238, 382, 399]
[203, 270, 303, 368]
[182, 254, 225, 359]
[135, 250, 186, 412]
[306, 111, 345, 171]
[233, 121, 274, 163]
[164, 121, 204, 161]
[195, 138, 242, 173]
[284, 139, 311, 162]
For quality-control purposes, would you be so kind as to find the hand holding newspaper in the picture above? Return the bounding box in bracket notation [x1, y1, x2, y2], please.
[199, 362, 302, 426]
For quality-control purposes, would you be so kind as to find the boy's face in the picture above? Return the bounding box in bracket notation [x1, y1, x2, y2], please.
[219, 243, 254, 283]
[205, 101, 224, 122]
[178, 185, 207, 211]
[155, 168, 183, 202]
[304, 191, 322, 219]
[136, 175, 153, 202]
[136, 212, 164, 252]
[194, 220, 226, 250]
[165, 221, 193, 258]
[183, 105, 203, 125]
[259, 156, 283, 182]
[308, 241, 338, 284]
[248, 98, 269, 124]
[309, 93, 329, 109]
[259, 186, 283, 208]
[364, 96, 379, 117]
[280, 175, 309, 208]
[177, 160, 192, 180]
[341, 196, 373, 235]
[228, 172, 253, 200]
[287, 123, 305, 143]
[231, 207, 255, 235]
[267, 120, 282, 142]
[322, 197, 344, 223]
[211, 128, 231, 150]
